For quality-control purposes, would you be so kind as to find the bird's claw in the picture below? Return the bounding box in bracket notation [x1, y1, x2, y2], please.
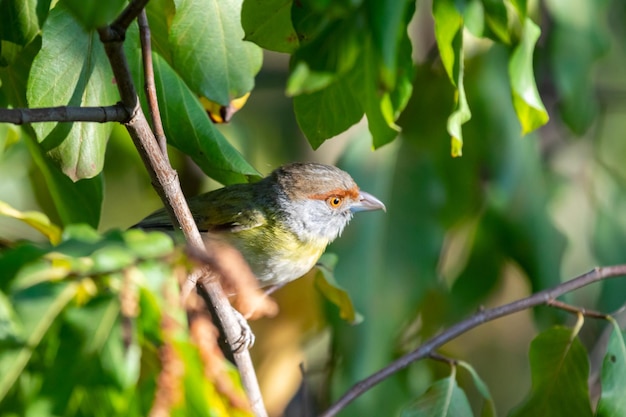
[231, 307, 255, 353]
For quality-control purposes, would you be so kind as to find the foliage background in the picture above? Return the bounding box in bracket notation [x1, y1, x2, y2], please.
[1, 0, 626, 416]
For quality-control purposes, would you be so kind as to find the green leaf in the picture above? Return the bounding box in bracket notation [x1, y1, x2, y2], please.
[148, 51, 260, 184]
[145, 0, 176, 63]
[27, 4, 117, 181]
[458, 361, 496, 417]
[241, 0, 298, 53]
[400, 370, 474, 417]
[288, 16, 361, 95]
[596, 321, 626, 417]
[433, 0, 471, 156]
[313, 253, 363, 324]
[59, 0, 126, 29]
[0, 281, 77, 401]
[482, 0, 510, 44]
[123, 229, 175, 259]
[24, 134, 103, 228]
[358, 40, 402, 148]
[170, 0, 263, 106]
[0, 0, 50, 46]
[0, 200, 62, 244]
[365, 0, 413, 89]
[293, 74, 364, 149]
[508, 17, 549, 135]
[509, 326, 592, 417]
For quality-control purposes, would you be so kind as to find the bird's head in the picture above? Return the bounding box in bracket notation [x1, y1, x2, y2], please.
[265, 162, 386, 244]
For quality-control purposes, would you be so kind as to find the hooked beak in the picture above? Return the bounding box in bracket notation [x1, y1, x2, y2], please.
[350, 191, 386, 213]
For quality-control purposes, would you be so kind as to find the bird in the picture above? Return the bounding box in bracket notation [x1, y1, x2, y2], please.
[136, 162, 386, 288]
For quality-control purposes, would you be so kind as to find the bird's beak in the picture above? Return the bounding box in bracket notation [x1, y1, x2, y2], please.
[351, 191, 386, 213]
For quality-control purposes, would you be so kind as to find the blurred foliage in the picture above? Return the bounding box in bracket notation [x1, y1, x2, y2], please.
[1, 0, 626, 416]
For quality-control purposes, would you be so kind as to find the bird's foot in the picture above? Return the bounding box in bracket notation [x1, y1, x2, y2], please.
[231, 306, 256, 353]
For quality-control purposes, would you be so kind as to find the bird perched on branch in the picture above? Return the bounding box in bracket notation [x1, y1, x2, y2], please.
[136, 162, 386, 289]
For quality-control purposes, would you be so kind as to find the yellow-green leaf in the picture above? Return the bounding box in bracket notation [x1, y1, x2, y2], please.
[508, 17, 549, 135]
[0, 200, 61, 244]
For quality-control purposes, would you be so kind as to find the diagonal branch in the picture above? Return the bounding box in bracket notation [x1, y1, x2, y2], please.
[0, 105, 129, 124]
[320, 265, 626, 417]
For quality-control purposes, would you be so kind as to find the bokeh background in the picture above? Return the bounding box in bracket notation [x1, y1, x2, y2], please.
[1, 0, 626, 416]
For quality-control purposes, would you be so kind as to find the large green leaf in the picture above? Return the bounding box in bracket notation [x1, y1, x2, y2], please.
[509, 326, 592, 417]
[0, 0, 50, 46]
[27, 4, 117, 181]
[59, 0, 126, 30]
[149, 52, 260, 184]
[241, 0, 298, 53]
[508, 17, 549, 135]
[400, 371, 473, 417]
[433, 0, 471, 156]
[596, 323, 626, 417]
[170, 0, 263, 106]
[292, 73, 364, 149]
[24, 134, 103, 228]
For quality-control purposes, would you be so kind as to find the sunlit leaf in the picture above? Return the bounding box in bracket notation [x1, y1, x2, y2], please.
[170, 0, 263, 106]
[313, 253, 363, 324]
[241, 0, 298, 53]
[508, 17, 549, 135]
[400, 369, 473, 417]
[27, 4, 117, 180]
[509, 326, 592, 417]
[0, 200, 61, 244]
[433, 0, 471, 156]
[596, 320, 626, 417]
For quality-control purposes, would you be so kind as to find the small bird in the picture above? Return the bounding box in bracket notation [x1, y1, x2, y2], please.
[137, 162, 385, 288]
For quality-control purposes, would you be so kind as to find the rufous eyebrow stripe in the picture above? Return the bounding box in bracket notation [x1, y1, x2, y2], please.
[308, 186, 360, 200]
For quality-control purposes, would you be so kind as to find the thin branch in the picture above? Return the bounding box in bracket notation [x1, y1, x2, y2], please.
[110, 0, 150, 34]
[320, 265, 626, 417]
[0, 105, 129, 124]
[97, 18, 268, 417]
[547, 299, 610, 320]
[137, 10, 169, 163]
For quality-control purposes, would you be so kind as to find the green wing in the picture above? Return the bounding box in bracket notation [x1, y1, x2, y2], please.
[135, 183, 266, 233]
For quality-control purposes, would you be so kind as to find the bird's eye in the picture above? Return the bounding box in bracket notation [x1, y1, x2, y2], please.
[327, 196, 343, 208]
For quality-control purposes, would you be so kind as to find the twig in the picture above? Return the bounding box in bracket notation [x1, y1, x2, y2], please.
[0, 105, 129, 124]
[547, 299, 609, 320]
[96, 6, 267, 417]
[137, 10, 169, 162]
[320, 265, 626, 417]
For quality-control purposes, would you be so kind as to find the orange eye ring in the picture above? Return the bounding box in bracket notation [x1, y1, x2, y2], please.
[327, 196, 343, 208]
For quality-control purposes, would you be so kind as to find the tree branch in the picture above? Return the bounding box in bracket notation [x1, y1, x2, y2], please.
[96, 13, 268, 417]
[137, 9, 169, 163]
[320, 265, 626, 417]
[0, 105, 129, 124]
